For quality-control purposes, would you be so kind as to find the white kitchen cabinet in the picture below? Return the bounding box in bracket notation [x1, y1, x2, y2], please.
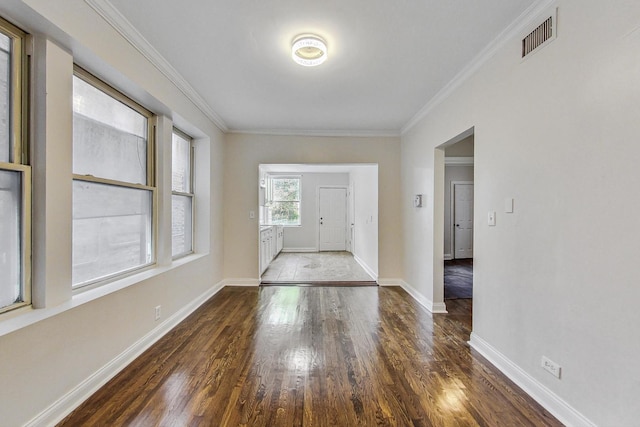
[276, 226, 284, 254]
[260, 225, 284, 275]
[260, 227, 273, 275]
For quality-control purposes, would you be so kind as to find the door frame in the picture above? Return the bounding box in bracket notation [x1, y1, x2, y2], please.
[317, 185, 348, 251]
[450, 181, 474, 259]
[433, 126, 475, 313]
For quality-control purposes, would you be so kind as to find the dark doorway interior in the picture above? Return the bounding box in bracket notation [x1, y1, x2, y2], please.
[444, 259, 473, 299]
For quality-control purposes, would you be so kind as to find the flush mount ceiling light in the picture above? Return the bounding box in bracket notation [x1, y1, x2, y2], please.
[291, 34, 327, 67]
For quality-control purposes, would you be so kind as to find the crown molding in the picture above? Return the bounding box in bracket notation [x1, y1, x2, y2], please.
[84, 0, 228, 132]
[401, 0, 557, 135]
[228, 128, 401, 138]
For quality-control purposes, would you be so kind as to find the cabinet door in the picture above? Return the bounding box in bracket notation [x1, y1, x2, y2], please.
[276, 226, 284, 253]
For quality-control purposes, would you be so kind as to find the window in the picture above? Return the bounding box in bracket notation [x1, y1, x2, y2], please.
[0, 17, 30, 313]
[267, 176, 301, 226]
[72, 67, 155, 288]
[171, 129, 194, 258]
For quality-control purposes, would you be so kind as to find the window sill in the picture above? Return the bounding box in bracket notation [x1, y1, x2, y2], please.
[0, 253, 208, 338]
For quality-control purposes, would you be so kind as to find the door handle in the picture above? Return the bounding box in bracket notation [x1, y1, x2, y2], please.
[455, 224, 460, 227]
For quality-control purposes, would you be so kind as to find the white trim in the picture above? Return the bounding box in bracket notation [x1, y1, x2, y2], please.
[24, 280, 225, 427]
[444, 253, 453, 261]
[469, 333, 596, 427]
[398, 280, 448, 314]
[353, 254, 378, 281]
[84, 0, 228, 132]
[281, 247, 317, 253]
[401, 0, 557, 134]
[431, 301, 448, 313]
[377, 278, 403, 287]
[228, 128, 400, 138]
[445, 156, 474, 166]
[223, 278, 261, 286]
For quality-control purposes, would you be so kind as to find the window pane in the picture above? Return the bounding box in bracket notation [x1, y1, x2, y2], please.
[73, 76, 148, 184]
[270, 201, 300, 226]
[273, 178, 300, 201]
[172, 132, 191, 193]
[171, 194, 192, 257]
[72, 180, 152, 287]
[0, 33, 10, 163]
[0, 169, 21, 308]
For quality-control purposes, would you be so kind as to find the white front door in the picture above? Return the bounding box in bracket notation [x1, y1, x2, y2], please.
[319, 187, 347, 251]
[453, 183, 474, 259]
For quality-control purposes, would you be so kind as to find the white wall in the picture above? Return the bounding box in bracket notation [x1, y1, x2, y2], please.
[350, 166, 379, 277]
[444, 135, 474, 156]
[282, 173, 349, 251]
[443, 165, 474, 259]
[224, 133, 402, 282]
[402, 0, 640, 425]
[0, 1, 224, 426]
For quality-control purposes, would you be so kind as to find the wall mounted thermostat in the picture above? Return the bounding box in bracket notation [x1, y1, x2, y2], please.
[414, 194, 423, 208]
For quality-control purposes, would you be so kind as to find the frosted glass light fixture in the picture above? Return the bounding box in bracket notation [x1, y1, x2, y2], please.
[291, 34, 327, 67]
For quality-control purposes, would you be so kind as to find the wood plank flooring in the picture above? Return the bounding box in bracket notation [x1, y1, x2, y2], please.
[59, 286, 562, 426]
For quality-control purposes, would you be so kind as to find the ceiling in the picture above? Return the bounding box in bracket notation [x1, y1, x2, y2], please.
[107, 0, 536, 135]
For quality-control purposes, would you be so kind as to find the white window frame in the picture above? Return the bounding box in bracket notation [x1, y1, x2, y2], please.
[72, 66, 157, 289]
[171, 127, 195, 259]
[267, 175, 301, 227]
[0, 16, 31, 314]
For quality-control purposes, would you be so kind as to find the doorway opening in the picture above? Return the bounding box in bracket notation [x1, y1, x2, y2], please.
[258, 164, 378, 285]
[438, 130, 474, 303]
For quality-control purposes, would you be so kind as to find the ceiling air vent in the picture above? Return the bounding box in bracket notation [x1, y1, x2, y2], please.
[522, 12, 556, 58]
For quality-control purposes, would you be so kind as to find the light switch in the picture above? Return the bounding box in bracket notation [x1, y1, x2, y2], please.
[505, 198, 514, 213]
[488, 211, 496, 226]
[249, 211, 255, 219]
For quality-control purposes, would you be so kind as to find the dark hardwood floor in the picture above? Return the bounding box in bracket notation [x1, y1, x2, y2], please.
[59, 286, 561, 426]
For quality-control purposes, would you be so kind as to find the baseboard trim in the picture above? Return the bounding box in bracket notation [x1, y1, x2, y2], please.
[444, 253, 453, 261]
[377, 278, 403, 287]
[281, 248, 317, 253]
[353, 254, 378, 281]
[223, 278, 261, 286]
[25, 280, 225, 427]
[469, 333, 596, 427]
[398, 280, 448, 314]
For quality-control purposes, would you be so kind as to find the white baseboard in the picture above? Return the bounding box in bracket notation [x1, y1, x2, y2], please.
[444, 253, 453, 261]
[377, 278, 403, 286]
[223, 278, 261, 286]
[469, 333, 596, 427]
[398, 280, 448, 314]
[281, 247, 317, 253]
[26, 280, 225, 427]
[353, 254, 378, 281]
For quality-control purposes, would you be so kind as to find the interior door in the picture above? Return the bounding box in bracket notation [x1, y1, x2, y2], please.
[453, 183, 474, 259]
[319, 187, 347, 251]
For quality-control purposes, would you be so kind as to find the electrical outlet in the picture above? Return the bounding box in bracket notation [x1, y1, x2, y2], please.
[541, 356, 561, 379]
[155, 305, 161, 321]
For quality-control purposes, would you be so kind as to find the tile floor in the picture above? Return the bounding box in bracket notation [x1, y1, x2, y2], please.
[261, 251, 375, 283]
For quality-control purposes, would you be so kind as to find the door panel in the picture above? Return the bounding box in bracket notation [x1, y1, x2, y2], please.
[319, 188, 347, 251]
[453, 183, 474, 259]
